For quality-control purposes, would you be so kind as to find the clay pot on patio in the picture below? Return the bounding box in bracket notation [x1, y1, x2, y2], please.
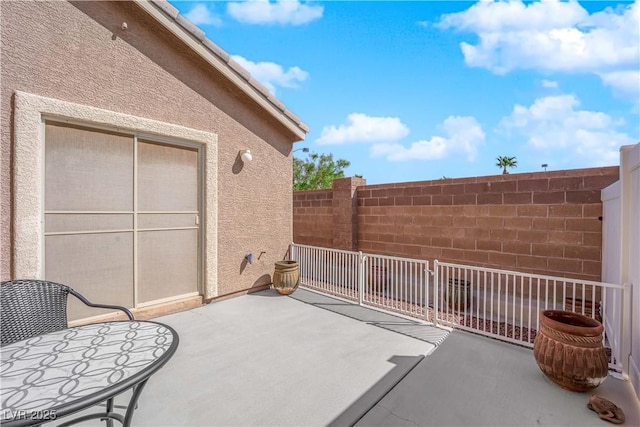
[447, 278, 470, 311]
[533, 310, 608, 392]
[368, 264, 387, 293]
[273, 260, 300, 295]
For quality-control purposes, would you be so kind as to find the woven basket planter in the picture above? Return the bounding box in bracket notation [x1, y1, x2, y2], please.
[273, 261, 300, 295]
[533, 310, 608, 392]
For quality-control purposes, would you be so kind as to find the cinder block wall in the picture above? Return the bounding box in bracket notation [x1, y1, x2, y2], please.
[293, 189, 333, 248]
[293, 167, 620, 282]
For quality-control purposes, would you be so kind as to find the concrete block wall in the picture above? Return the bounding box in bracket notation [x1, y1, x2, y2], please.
[293, 189, 333, 248]
[332, 177, 366, 251]
[293, 167, 620, 282]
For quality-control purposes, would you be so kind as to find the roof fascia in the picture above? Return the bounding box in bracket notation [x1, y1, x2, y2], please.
[133, 0, 307, 140]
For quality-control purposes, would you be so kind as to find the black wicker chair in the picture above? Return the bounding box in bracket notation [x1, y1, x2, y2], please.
[0, 279, 134, 346]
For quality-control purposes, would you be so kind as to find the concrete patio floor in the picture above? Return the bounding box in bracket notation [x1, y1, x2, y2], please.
[356, 330, 640, 427]
[134, 288, 447, 426]
[101, 288, 637, 426]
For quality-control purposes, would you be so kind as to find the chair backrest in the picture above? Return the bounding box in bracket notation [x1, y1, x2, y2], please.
[1, 280, 71, 346]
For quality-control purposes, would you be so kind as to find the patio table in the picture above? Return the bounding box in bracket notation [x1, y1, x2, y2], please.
[0, 320, 178, 427]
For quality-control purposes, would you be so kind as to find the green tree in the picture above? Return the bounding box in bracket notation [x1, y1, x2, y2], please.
[496, 156, 518, 174]
[293, 152, 350, 190]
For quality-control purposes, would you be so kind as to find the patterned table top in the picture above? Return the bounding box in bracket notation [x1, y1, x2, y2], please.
[0, 321, 177, 423]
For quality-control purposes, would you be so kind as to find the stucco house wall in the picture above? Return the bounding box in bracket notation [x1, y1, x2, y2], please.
[1, 1, 306, 309]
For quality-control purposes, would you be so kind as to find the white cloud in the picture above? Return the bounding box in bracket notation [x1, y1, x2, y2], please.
[184, 3, 222, 26]
[438, 0, 588, 33]
[371, 116, 485, 162]
[542, 79, 559, 89]
[227, 0, 323, 25]
[598, 70, 640, 97]
[231, 55, 308, 95]
[317, 114, 410, 145]
[500, 94, 635, 166]
[438, 0, 640, 97]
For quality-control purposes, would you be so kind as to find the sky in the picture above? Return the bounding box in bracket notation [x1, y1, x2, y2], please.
[169, 0, 640, 184]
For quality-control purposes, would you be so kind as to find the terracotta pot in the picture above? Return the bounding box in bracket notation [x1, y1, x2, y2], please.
[533, 310, 608, 392]
[447, 278, 470, 311]
[368, 265, 387, 293]
[273, 261, 300, 295]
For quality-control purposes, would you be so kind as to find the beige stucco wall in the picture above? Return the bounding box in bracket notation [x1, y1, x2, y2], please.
[1, 1, 300, 297]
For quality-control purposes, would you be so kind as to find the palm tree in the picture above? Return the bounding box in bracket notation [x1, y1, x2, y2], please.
[496, 156, 518, 174]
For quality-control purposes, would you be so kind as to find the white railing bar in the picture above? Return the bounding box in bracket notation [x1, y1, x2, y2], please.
[482, 270, 487, 334]
[361, 300, 440, 327]
[293, 243, 359, 256]
[358, 252, 364, 305]
[431, 261, 438, 325]
[489, 272, 495, 334]
[367, 253, 434, 264]
[513, 275, 518, 340]
[434, 261, 623, 289]
[301, 285, 363, 307]
[527, 278, 533, 343]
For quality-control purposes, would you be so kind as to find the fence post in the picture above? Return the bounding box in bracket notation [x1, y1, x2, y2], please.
[424, 260, 430, 323]
[358, 251, 365, 306]
[620, 282, 632, 379]
[433, 260, 439, 326]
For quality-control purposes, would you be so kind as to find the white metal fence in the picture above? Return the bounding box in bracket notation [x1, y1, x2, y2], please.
[433, 261, 630, 372]
[290, 243, 630, 373]
[292, 244, 360, 302]
[362, 252, 430, 319]
[291, 243, 429, 319]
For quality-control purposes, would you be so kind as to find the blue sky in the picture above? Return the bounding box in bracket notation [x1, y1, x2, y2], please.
[170, 0, 639, 184]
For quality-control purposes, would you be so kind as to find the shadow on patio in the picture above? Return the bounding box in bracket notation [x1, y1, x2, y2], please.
[124, 288, 637, 426]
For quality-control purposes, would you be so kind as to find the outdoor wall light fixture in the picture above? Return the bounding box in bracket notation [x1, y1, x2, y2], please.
[240, 149, 252, 163]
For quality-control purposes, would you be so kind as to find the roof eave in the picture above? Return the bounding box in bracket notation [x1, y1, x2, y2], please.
[133, 0, 308, 140]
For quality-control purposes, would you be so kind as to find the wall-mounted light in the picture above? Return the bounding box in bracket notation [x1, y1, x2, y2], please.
[240, 149, 252, 163]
